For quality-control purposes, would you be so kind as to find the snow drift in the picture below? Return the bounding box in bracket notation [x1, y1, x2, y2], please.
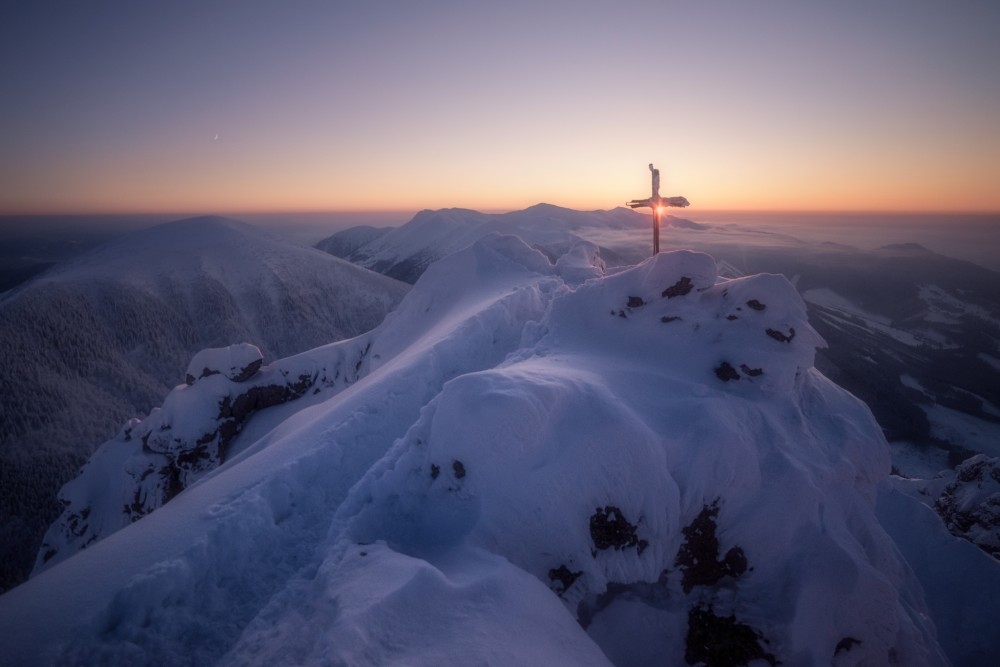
[2, 234, 981, 665]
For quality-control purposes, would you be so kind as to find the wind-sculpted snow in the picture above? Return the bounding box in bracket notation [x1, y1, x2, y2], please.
[2, 235, 980, 666]
[333, 205, 1000, 473]
[34, 235, 564, 575]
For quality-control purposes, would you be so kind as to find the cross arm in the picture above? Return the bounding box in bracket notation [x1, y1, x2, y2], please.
[626, 198, 654, 209]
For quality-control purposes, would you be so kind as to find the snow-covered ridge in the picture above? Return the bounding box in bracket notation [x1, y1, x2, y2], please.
[326, 204, 667, 283]
[34, 337, 373, 573]
[2, 235, 977, 665]
[0, 215, 409, 592]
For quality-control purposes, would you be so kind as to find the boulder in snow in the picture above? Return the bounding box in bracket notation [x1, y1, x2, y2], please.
[185, 343, 264, 385]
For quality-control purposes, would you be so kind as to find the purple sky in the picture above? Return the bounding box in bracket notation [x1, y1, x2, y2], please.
[2, 0, 999, 214]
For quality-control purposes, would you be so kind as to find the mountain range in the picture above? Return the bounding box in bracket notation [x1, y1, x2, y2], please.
[320, 205, 1000, 476]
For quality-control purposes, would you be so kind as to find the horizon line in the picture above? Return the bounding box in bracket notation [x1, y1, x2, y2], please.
[2, 205, 999, 219]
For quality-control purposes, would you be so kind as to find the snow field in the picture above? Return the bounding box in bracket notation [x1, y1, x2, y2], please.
[0, 235, 968, 665]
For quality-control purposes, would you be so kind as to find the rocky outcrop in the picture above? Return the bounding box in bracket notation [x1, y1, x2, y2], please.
[35, 336, 374, 573]
[675, 501, 748, 594]
[931, 455, 1000, 560]
[185, 343, 264, 385]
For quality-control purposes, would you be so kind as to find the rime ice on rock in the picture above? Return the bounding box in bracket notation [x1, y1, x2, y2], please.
[185, 343, 264, 384]
[34, 337, 375, 574]
[903, 454, 1000, 561]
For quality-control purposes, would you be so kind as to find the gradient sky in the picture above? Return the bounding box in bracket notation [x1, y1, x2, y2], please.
[2, 0, 999, 215]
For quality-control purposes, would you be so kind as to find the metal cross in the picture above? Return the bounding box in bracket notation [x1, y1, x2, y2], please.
[627, 163, 689, 255]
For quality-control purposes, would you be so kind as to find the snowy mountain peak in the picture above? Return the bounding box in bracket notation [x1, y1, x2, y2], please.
[328, 204, 660, 284]
[540, 249, 825, 397]
[408, 207, 493, 227]
[518, 202, 580, 215]
[5, 234, 961, 666]
[877, 242, 935, 254]
[35, 214, 320, 287]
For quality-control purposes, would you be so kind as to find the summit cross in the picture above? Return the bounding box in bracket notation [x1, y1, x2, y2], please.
[626, 163, 689, 256]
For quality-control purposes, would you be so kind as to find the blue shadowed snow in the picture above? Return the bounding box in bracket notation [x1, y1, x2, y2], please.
[2, 234, 991, 666]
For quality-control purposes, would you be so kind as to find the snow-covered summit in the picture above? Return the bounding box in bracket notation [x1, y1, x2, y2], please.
[34, 215, 352, 293]
[327, 204, 662, 283]
[2, 234, 987, 665]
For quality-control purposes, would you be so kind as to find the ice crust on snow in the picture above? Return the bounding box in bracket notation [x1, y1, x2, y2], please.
[2, 234, 978, 665]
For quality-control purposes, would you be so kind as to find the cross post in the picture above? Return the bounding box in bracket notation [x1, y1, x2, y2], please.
[626, 163, 689, 256]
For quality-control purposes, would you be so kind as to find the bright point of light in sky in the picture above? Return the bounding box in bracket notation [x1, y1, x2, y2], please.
[1, 0, 998, 214]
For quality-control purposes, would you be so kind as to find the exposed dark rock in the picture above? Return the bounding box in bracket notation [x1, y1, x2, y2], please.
[726, 315, 738, 321]
[932, 455, 1000, 560]
[160, 463, 183, 506]
[122, 372, 317, 525]
[216, 373, 313, 458]
[65, 508, 90, 538]
[354, 342, 372, 374]
[627, 296, 645, 308]
[675, 501, 747, 593]
[452, 460, 466, 479]
[662, 276, 694, 298]
[430, 464, 440, 479]
[590, 505, 646, 553]
[185, 367, 222, 385]
[765, 327, 796, 343]
[176, 446, 212, 469]
[231, 358, 263, 383]
[722, 545, 748, 576]
[714, 362, 740, 382]
[548, 564, 583, 595]
[835, 637, 862, 654]
[740, 364, 763, 377]
[618, 310, 627, 319]
[661, 315, 681, 323]
[685, 606, 776, 667]
[957, 458, 988, 483]
[746, 299, 766, 311]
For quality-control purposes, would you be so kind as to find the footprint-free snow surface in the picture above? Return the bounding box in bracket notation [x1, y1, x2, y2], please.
[3, 235, 995, 666]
